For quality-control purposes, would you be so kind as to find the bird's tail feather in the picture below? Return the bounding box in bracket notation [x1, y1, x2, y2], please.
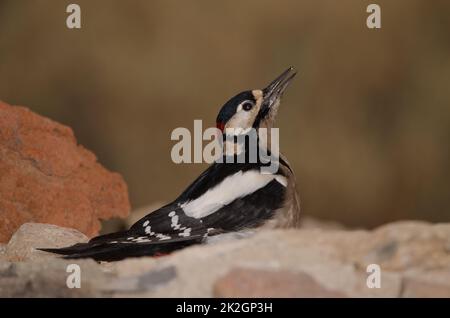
[37, 231, 204, 262]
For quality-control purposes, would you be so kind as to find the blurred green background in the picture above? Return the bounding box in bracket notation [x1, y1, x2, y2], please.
[0, 0, 449, 228]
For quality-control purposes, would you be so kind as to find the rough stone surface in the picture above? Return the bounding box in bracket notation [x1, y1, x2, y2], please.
[0, 221, 449, 297]
[0, 101, 130, 243]
[213, 268, 346, 297]
[0, 258, 113, 297]
[401, 271, 450, 297]
[4, 223, 88, 262]
[110, 221, 449, 298]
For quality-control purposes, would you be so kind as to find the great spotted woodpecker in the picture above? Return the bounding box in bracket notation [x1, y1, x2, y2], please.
[40, 67, 301, 261]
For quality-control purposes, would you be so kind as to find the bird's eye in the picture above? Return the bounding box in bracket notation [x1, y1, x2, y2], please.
[242, 101, 254, 111]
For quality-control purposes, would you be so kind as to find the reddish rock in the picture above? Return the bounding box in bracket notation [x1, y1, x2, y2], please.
[0, 100, 130, 243]
[213, 268, 346, 298]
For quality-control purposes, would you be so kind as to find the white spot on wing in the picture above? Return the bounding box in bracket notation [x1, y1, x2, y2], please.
[156, 233, 171, 241]
[145, 226, 155, 235]
[178, 228, 192, 237]
[133, 237, 153, 243]
[143, 220, 149, 227]
[171, 215, 180, 230]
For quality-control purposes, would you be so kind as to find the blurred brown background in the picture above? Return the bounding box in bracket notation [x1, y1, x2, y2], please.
[0, 0, 449, 228]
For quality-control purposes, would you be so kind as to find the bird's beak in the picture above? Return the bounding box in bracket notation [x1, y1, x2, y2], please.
[261, 67, 297, 116]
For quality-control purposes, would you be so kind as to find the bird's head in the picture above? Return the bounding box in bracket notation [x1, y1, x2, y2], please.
[216, 67, 297, 134]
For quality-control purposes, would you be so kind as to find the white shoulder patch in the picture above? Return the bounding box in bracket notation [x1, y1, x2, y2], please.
[181, 170, 283, 219]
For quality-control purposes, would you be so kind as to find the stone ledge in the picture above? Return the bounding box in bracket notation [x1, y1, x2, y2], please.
[2, 221, 448, 297]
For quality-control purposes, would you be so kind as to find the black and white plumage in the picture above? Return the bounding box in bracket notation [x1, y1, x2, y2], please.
[39, 67, 301, 261]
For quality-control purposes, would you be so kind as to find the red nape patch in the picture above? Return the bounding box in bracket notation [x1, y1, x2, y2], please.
[216, 122, 225, 132]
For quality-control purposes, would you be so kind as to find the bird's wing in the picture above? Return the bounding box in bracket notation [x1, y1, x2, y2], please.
[127, 159, 289, 236]
[177, 161, 288, 230]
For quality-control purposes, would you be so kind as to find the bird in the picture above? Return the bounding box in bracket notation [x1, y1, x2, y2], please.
[39, 67, 301, 261]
